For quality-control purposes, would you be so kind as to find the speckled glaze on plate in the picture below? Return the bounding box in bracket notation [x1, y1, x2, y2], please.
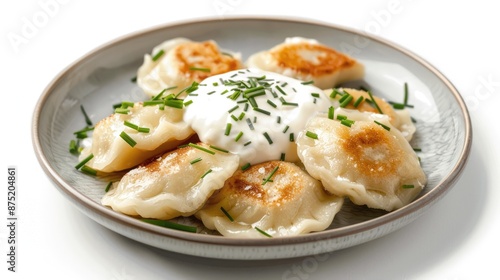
[32, 16, 472, 260]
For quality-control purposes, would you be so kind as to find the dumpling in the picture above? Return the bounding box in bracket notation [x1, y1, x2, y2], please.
[296, 108, 426, 211]
[246, 37, 364, 89]
[137, 38, 243, 97]
[326, 88, 416, 141]
[79, 102, 195, 172]
[195, 161, 344, 238]
[102, 142, 240, 220]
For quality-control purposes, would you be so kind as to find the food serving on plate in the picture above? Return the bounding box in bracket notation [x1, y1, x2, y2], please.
[71, 37, 426, 238]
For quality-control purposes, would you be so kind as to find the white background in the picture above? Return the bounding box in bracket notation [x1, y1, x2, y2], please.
[1, 0, 499, 279]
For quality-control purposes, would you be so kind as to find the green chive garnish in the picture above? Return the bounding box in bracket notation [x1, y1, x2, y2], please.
[340, 119, 354, 127]
[228, 105, 239, 113]
[413, 148, 422, 152]
[267, 100, 277, 108]
[105, 182, 113, 192]
[282, 125, 290, 133]
[402, 184, 415, 189]
[241, 163, 251, 171]
[201, 169, 212, 179]
[190, 157, 202, 165]
[255, 227, 272, 238]
[374, 120, 391, 131]
[328, 106, 335, 120]
[120, 131, 137, 147]
[235, 131, 243, 142]
[404, 82, 409, 105]
[367, 90, 383, 114]
[69, 139, 79, 154]
[262, 166, 279, 185]
[220, 207, 234, 222]
[209, 145, 229, 153]
[188, 143, 215, 155]
[80, 105, 92, 126]
[189, 66, 211, 72]
[280, 153, 286, 161]
[301, 80, 314, 85]
[151, 49, 165, 62]
[353, 96, 364, 108]
[114, 108, 130, 114]
[130, 76, 137, 83]
[141, 219, 197, 233]
[339, 94, 353, 108]
[306, 131, 318, 139]
[289, 133, 295, 142]
[263, 132, 273, 144]
[225, 123, 232, 136]
[75, 153, 94, 170]
[254, 107, 271, 116]
[80, 165, 97, 176]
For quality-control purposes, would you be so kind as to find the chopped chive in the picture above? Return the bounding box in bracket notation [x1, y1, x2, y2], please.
[275, 85, 287, 95]
[411, 116, 417, 123]
[190, 157, 202, 165]
[75, 153, 94, 170]
[306, 131, 318, 139]
[105, 182, 113, 192]
[143, 100, 165, 106]
[328, 106, 335, 120]
[238, 112, 246, 120]
[235, 131, 243, 142]
[225, 123, 232, 136]
[114, 108, 130, 114]
[241, 163, 251, 171]
[80, 165, 97, 176]
[80, 105, 92, 126]
[367, 90, 383, 114]
[330, 88, 343, 99]
[262, 166, 279, 185]
[413, 148, 422, 152]
[337, 114, 347, 120]
[183, 100, 193, 107]
[220, 207, 234, 222]
[353, 96, 364, 108]
[404, 82, 409, 105]
[282, 125, 290, 133]
[141, 219, 197, 233]
[402, 184, 415, 189]
[201, 169, 213, 179]
[248, 97, 258, 108]
[311, 93, 321, 98]
[69, 139, 79, 155]
[263, 132, 273, 144]
[188, 143, 215, 155]
[301, 80, 314, 85]
[151, 49, 165, 62]
[165, 99, 184, 109]
[276, 116, 281, 124]
[339, 95, 353, 108]
[255, 227, 272, 238]
[120, 101, 135, 108]
[280, 153, 286, 161]
[244, 141, 252, 146]
[289, 133, 295, 142]
[374, 120, 391, 131]
[254, 107, 271, 116]
[120, 131, 137, 147]
[189, 66, 211, 72]
[228, 105, 239, 113]
[124, 120, 139, 130]
[230, 115, 238, 121]
[340, 119, 354, 127]
[130, 76, 137, 83]
[267, 100, 277, 108]
[209, 145, 229, 153]
[391, 102, 406, 110]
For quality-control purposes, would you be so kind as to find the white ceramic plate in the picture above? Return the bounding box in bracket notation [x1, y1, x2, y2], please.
[32, 16, 472, 260]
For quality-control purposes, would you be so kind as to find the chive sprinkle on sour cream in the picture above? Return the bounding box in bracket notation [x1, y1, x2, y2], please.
[183, 68, 331, 165]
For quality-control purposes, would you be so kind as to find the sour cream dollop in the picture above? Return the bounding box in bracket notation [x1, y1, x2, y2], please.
[183, 69, 331, 165]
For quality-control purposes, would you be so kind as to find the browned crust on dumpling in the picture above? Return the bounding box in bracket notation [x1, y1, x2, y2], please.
[173, 41, 242, 81]
[222, 161, 305, 207]
[270, 42, 358, 77]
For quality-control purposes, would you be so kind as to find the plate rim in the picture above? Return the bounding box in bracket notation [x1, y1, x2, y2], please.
[31, 15, 473, 253]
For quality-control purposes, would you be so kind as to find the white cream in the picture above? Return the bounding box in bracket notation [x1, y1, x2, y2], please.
[183, 69, 332, 165]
